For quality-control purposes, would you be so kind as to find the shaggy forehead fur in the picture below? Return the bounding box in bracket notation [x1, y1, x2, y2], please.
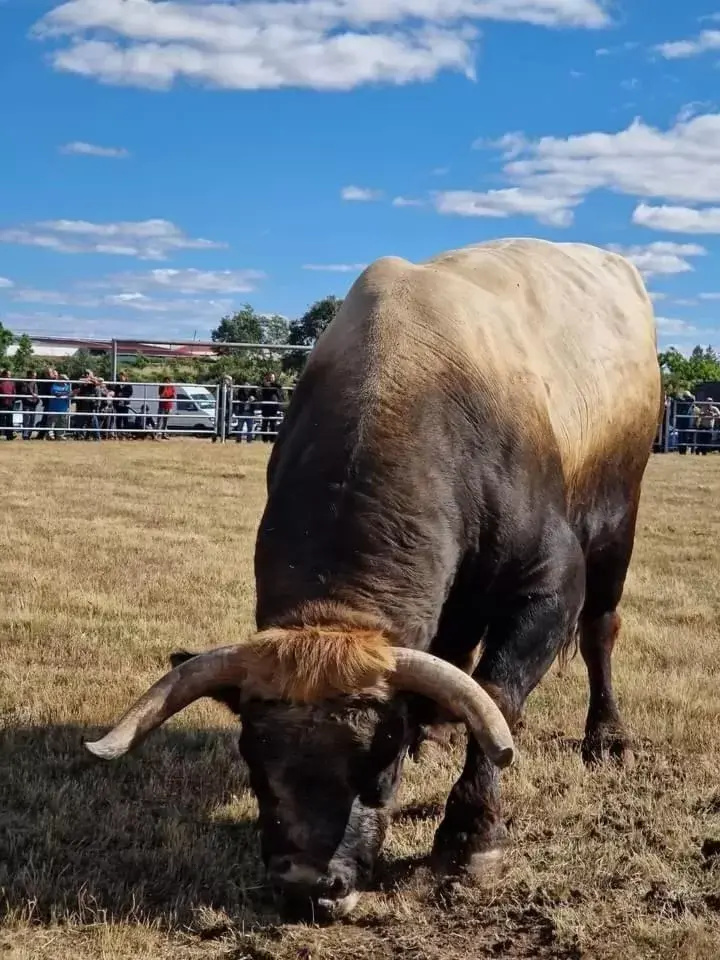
[239, 601, 397, 704]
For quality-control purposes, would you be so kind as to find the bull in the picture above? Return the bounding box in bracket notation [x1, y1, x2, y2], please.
[85, 238, 662, 922]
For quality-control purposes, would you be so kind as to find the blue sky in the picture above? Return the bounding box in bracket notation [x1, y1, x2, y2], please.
[1, 0, 720, 350]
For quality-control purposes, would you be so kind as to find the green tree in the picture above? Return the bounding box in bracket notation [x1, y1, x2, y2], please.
[261, 313, 290, 345]
[0, 321, 13, 363]
[54, 349, 111, 382]
[10, 334, 34, 375]
[212, 305, 264, 351]
[658, 345, 720, 394]
[282, 295, 343, 375]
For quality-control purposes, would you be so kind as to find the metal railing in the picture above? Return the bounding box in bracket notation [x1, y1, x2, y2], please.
[654, 397, 720, 454]
[0, 376, 296, 442]
[2, 378, 719, 451]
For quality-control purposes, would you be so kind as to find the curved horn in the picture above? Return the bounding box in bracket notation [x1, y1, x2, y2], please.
[388, 648, 516, 768]
[84, 645, 250, 760]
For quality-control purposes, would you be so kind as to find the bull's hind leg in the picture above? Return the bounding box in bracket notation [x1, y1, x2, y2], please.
[579, 511, 639, 767]
[431, 525, 585, 878]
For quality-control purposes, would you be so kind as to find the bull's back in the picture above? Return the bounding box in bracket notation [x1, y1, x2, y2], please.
[415, 238, 661, 495]
[286, 238, 661, 512]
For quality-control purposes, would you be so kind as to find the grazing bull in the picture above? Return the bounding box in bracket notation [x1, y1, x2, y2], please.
[86, 238, 662, 921]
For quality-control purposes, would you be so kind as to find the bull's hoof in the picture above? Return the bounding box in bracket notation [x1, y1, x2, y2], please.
[581, 727, 635, 769]
[430, 829, 508, 881]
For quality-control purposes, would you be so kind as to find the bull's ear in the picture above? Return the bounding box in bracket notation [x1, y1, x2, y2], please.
[169, 649, 198, 670]
[168, 649, 243, 716]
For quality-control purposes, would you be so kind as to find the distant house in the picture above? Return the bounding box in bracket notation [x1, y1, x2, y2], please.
[6, 342, 78, 360]
[6, 336, 217, 362]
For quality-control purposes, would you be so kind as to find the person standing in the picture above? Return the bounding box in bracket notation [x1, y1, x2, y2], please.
[260, 372, 284, 443]
[0, 369, 16, 440]
[112, 371, 134, 438]
[19, 370, 39, 439]
[158, 377, 176, 439]
[234, 380, 257, 443]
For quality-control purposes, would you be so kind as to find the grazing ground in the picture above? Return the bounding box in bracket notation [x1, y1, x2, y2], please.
[1, 443, 719, 960]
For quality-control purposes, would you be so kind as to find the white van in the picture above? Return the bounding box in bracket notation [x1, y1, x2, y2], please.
[130, 383, 236, 436]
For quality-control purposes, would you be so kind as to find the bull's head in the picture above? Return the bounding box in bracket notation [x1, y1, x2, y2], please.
[84, 618, 514, 921]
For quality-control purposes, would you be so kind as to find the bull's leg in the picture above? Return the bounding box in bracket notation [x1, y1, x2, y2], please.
[579, 510, 638, 767]
[431, 529, 585, 878]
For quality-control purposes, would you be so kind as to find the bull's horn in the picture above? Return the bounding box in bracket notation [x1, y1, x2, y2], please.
[84, 645, 249, 760]
[388, 648, 516, 768]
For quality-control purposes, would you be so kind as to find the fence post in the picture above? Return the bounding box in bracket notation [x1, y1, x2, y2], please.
[216, 381, 227, 444]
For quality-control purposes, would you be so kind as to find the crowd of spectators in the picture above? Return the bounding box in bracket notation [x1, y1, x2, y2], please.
[670, 391, 720, 455]
[1, 367, 147, 441]
[6, 367, 716, 450]
[215, 372, 286, 443]
[0, 367, 289, 442]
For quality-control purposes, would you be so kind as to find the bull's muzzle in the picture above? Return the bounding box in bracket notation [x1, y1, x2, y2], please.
[267, 856, 359, 922]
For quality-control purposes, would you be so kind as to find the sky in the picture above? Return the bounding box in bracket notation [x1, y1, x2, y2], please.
[1, 0, 720, 351]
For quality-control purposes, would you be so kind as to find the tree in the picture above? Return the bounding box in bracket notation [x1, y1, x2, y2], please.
[54, 349, 111, 382]
[282, 295, 343, 375]
[262, 313, 290, 345]
[0, 321, 13, 363]
[658, 345, 720, 394]
[212, 305, 264, 350]
[10, 334, 34, 375]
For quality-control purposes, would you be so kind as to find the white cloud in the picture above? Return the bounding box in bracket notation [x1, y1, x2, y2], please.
[59, 140, 130, 158]
[594, 40, 638, 56]
[6, 286, 234, 316]
[0, 218, 225, 260]
[465, 111, 720, 226]
[105, 267, 265, 293]
[434, 186, 578, 225]
[649, 291, 667, 302]
[31, 0, 610, 92]
[0, 277, 14, 288]
[632, 203, 720, 234]
[699, 292, 720, 301]
[675, 101, 714, 124]
[341, 185, 383, 201]
[607, 241, 707, 278]
[656, 316, 698, 335]
[9, 288, 100, 307]
[103, 293, 234, 314]
[3, 310, 213, 340]
[302, 262, 367, 272]
[392, 196, 425, 206]
[472, 130, 527, 156]
[654, 29, 720, 59]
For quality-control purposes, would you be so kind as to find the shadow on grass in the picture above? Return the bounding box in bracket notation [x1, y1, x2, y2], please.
[0, 723, 462, 935]
[0, 723, 278, 929]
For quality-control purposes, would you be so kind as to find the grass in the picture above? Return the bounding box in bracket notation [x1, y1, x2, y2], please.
[1, 442, 719, 960]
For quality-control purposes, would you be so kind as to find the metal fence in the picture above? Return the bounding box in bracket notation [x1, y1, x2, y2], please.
[655, 397, 720, 455]
[0, 375, 295, 442]
[2, 377, 720, 451]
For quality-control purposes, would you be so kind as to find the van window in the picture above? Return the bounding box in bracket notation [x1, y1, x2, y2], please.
[183, 390, 215, 411]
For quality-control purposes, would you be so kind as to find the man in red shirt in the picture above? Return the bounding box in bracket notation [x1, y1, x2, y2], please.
[158, 377, 176, 439]
[0, 368, 16, 440]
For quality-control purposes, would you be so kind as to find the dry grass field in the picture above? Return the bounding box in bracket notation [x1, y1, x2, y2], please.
[1, 442, 719, 960]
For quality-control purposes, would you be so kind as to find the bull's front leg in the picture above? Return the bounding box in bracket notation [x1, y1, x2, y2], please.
[431, 534, 585, 878]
